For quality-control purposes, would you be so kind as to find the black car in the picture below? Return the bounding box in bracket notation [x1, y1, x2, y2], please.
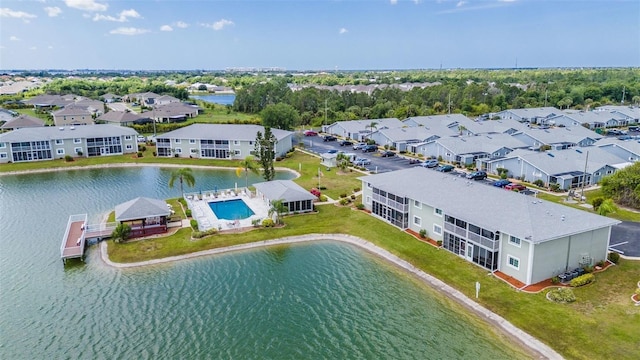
[466, 171, 487, 180]
[323, 135, 337, 142]
[339, 140, 353, 146]
[380, 150, 395, 157]
[362, 145, 378, 152]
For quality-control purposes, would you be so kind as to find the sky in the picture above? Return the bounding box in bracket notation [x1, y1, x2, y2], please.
[1, 0, 639, 70]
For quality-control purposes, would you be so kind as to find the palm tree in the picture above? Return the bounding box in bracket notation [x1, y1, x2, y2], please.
[111, 223, 131, 243]
[598, 199, 617, 216]
[235, 156, 259, 189]
[336, 153, 350, 173]
[268, 199, 288, 225]
[168, 167, 196, 197]
[368, 121, 378, 142]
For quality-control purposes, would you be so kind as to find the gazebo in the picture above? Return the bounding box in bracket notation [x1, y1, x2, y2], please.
[115, 197, 172, 238]
[253, 180, 316, 215]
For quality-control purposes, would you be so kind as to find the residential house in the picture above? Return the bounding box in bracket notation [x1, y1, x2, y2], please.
[548, 111, 626, 129]
[512, 126, 601, 150]
[0, 108, 17, 123]
[23, 94, 74, 110]
[359, 167, 619, 286]
[495, 107, 563, 125]
[323, 118, 403, 141]
[253, 180, 316, 214]
[155, 124, 293, 159]
[153, 95, 181, 106]
[403, 114, 473, 136]
[124, 92, 160, 106]
[143, 103, 200, 123]
[52, 106, 94, 126]
[595, 106, 640, 125]
[480, 147, 631, 189]
[413, 133, 530, 165]
[0, 124, 138, 163]
[71, 99, 105, 116]
[0, 114, 45, 130]
[370, 126, 440, 152]
[96, 111, 153, 126]
[596, 138, 640, 163]
[100, 93, 122, 103]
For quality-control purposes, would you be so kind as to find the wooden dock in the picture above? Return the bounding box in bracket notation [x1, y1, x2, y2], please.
[61, 214, 88, 263]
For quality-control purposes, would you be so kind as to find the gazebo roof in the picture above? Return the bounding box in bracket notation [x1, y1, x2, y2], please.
[115, 197, 171, 222]
[253, 180, 316, 203]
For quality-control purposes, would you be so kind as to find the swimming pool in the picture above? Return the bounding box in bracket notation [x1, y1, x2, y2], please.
[208, 199, 255, 220]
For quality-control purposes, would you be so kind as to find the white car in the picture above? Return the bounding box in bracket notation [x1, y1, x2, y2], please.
[353, 157, 371, 166]
[137, 136, 146, 142]
[352, 142, 367, 150]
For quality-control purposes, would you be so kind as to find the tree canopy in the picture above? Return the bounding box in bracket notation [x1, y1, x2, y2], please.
[168, 168, 196, 197]
[260, 103, 300, 130]
[600, 162, 640, 209]
[255, 127, 277, 181]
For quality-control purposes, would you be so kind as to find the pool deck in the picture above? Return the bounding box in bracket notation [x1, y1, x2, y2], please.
[186, 189, 271, 231]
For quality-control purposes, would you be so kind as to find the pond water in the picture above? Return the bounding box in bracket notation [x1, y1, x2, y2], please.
[190, 94, 236, 105]
[0, 166, 524, 359]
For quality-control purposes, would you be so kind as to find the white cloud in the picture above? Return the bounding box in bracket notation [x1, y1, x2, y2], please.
[160, 25, 173, 32]
[176, 21, 188, 28]
[1, 8, 38, 20]
[457, 1, 467, 7]
[390, 0, 398, 4]
[339, 28, 348, 35]
[44, 6, 62, 17]
[64, 0, 107, 12]
[10, 36, 20, 41]
[93, 9, 141, 22]
[109, 27, 150, 36]
[202, 19, 234, 31]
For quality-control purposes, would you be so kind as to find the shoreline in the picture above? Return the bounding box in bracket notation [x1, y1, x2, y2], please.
[100, 233, 562, 360]
[0, 162, 300, 178]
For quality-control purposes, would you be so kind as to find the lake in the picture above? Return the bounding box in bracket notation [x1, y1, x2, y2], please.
[190, 94, 236, 106]
[0, 166, 526, 359]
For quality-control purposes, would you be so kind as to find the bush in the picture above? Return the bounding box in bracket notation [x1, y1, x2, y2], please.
[548, 288, 576, 303]
[137, 151, 143, 157]
[353, 187, 360, 192]
[549, 183, 561, 192]
[596, 260, 605, 267]
[533, 179, 544, 187]
[153, 151, 157, 156]
[437, 240, 443, 246]
[591, 197, 604, 211]
[356, 203, 365, 210]
[551, 276, 560, 285]
[262, 218, 275, 227]
[339, 198, 350, 205]
[350, 195, 356, 200]
[635, 288, 640, 296]
[340, 193, 347, 198]
[319, 195, 328, 202]
[608, 252, 620, 264]
[192, 228, 217, 239]
[319, 186, 327, 190]
[419, 229, 427, 238]
[583, 265, 594, 273]
[76, 150, 83, 156]
[185, 209, 192, 217]
[570, 273, 595, 287]
[64, 155, 73, 162]
[178, 198, 187, 206]
[251, 218, 262, 227]
[190, 219, 198, 230]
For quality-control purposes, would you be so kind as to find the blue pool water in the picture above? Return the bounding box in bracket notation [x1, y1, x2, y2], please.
[209, 199, 255, 220]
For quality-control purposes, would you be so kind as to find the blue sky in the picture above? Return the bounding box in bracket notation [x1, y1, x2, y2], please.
[1, 0, 638, 70]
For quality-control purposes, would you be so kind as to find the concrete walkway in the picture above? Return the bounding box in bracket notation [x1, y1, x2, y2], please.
[100, 234, 562, 359]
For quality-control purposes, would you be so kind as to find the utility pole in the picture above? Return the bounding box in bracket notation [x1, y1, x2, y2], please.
[580, 151, 589, 202]
[621, 86, 626, 104]
[448, 93, 452, 114]
[544, 90, 548, 107]
[324, 99, 327, 126]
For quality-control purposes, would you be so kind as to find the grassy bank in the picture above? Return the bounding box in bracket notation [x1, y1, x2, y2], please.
[107, 204, 640, 360]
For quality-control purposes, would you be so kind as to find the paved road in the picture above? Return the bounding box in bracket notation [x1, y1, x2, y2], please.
[610, 221, 640, 258]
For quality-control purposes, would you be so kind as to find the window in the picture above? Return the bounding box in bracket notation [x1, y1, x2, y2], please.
[174, 148, 182, 154]
[434, 208, 443, 217]
[606, 170, 613, 174]
[0, 152, 6, 159]
[0, 142, 5, 148]
[74, 138, 81, 144]
[508, 255, 520, 270]
[175, 139, 181, 144]
[413, 216, 421, 226]
[234, 140, 240, 145]
[124, 135, 132, 140]
[367, 182, 372, 188]
[190, 148, 198, 154]
[56, 149, 65, 155]
[249, 141, 253, 145]
[125, 144, 133, 150]
[594, 171, 601, 176]
[234, 150, 241, 156]
[55, 139, 64, 145]
[433, 224, 442, 235]
[366, 195, 371, 204]
[74, 147, 83, 154]
[509, 235, 521, 247]
[414, 200, 421, 209]
[190, 139, 196, 144]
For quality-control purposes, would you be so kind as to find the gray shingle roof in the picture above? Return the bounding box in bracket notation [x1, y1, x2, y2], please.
[156, 123, 292, 141]
[0, 124, 137, 142]
[97, 111, 149, 123]
[328, 118, 403, 134]
[253, 180, 316, 202]
[0, 114, 45, 129]
[360, 167, 619, 243]
[431, 133, 529, 154]
[115, 197, 171, 222]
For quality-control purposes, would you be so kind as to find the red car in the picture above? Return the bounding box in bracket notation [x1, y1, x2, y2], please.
[304, 130, 318, 136]
[504, 183, 526, 192]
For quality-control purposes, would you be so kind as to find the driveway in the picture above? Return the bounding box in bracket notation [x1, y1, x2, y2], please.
[107, 102, 135, 113]
[610, 221, 640, 258]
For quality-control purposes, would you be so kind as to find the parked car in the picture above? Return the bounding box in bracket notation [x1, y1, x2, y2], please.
[466, 171, 487, 180]
[339, 140, 353, 146]
[353, 158, 371, 166]
[421, 159, 440, 168]
[137, 135, 146, 142]
[380, 150, 395, 157]
[505, 183, 527, 191]
[323, 135, 337, 142]
[435, 164, 454, 172]
[326, 149, 338, 154]
[352, 142, 367, 150]
[628, 126, 640, 132]
[310, 188, 321, 197]
[492, 179, 511, 188]
[362, 145, 378, 152]
[607, 129, 626, 136]
[303, 130, 318, 136]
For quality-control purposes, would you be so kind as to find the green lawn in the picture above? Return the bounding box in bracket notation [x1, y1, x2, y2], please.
[107, 204, 640, 360]
[536, 189, 640, 222]
[14, 108, 53, 125]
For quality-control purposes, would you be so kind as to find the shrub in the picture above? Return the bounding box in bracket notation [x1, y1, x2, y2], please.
[319, 195, 328, 202]
[437, 240, 443, 246]
[570, 273, 595, 287]
[350, 195, 356, 200]
[319, 186, 327, 190]
[339, 198, 350, 205]
[533, 179, 544, 187]
[437, 155, 443, 162]
[549, 183, 561, 192]
[153, 151, 157, 156]
[635, 288, 640, 296]
[262, 218, 275, 227]
[178, 198, 187, 206]
[551, 276, 560, 285]
[192, 228, 217, 239]
[340, 193, 347, 198]
[583, 265, 594, 273]
[356, 203, 365, 210]
[251, 218, 262, 227]
[591, 197, 604, 211]
[419, 229, 427, 238]
[185, 209, 192, 217]
[608, 252, 620, 264]
[596, 260, 605, 267]
[190, 219, 198, 230]
[137, 151, 143, 157]
[548, 288, 576, 303]
[76, 150, 83, 156]
[353, 187, 360, 192]
[64, 155, 73, 162]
